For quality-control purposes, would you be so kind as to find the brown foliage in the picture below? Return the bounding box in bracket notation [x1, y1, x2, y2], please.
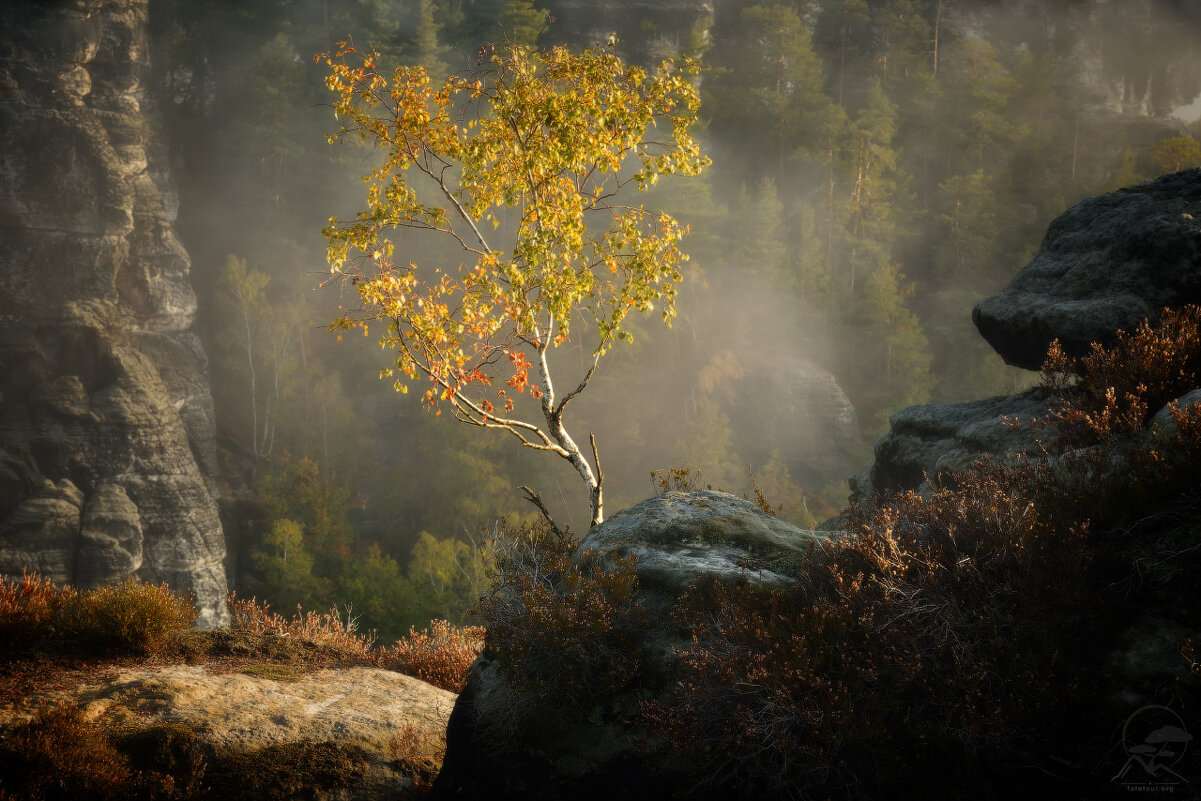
[377, 619, 484, 693]
[65, 581, 197, 653]
[474, 517, 646, 723]
[645, 460, 1092, 798]
[1041, 305, 1201, 444]
[226, 594, 375, 659]
[387, 721, 444, 793]
[0, 571, 67, 643]
[0, 704, 204, 801]
[0, 573, 194, 655]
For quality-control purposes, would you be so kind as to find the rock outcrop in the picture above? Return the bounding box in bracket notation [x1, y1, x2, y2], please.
[577, 490, 829, 600]
[851, 388, 1050, 499]
[1, 664, 455, 801]
[0, 1, 228, 625]
[859, 169, 1201, 498]
[973, 168, 1201, 370]
[435, 492, 832, 800]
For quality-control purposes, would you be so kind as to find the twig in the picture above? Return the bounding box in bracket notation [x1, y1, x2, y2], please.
[519, 485, 564, 537]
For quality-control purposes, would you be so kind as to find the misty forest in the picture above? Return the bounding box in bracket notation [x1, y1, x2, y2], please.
[3, 0, 1201, 798]
[155, 0, 1200, 637]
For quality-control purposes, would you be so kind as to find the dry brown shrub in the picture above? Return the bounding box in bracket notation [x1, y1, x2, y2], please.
[475, 517, 645, 721]
[387, 721, 445, 794]
[226, 593, 375, 659]
[66, 580, 196, 654]
[377, 619, 484, 692]
[645, 458, 1092, 799]
[1041, 305, 1201, 444]
[1, 573, 194, 655]
[0, 703, 201, 801]
[0, 570, 71, 643]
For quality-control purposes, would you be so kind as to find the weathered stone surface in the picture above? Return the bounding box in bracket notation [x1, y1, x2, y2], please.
[1148, 389, 1201, 442]
[852, 388, 1050, 499]
[0, 1, 227, 625]
[730, 357, 859, 488]
[77, 482, 143, 589]
[436, 492, 833, 801]
[0, 479, 85, 585]
[973, 169, 1201, 370]
[0, 665, 454, 801]
[578, 490, 829, 600]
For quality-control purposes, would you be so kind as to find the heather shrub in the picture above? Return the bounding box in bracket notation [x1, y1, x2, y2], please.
[377, 619, 484, 692]
[1041, 304, 1201, 444]
[0, 573, 194, 654]
[644, 459, 1092, 798]
[0, 571, 72, 643]
[0, 703, 134, 801]
[64, 580, 197, 653]
[637, 309, 1201, 798]
[388, 721, 444, 792]
[226, 593, 375, 659]
[474, 517, 646, 727]
[0, 704, 203, 801]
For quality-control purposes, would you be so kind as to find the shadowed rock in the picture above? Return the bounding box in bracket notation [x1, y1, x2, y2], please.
[435, 492, 832, 801]
[973, 168, 1201, 370]
[852, 388, 1050, 499]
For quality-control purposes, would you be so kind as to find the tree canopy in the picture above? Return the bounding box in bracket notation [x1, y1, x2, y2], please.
[318, 39, 709, 526]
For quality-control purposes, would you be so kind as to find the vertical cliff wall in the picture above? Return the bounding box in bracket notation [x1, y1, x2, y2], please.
[0, 0, 228, 626]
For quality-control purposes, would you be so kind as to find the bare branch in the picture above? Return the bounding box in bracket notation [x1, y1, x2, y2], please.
[590, 431, 604, 494]
[519, 485, 563, 537]
[411, 160, 493, 254]
[555, 350, 602, 417]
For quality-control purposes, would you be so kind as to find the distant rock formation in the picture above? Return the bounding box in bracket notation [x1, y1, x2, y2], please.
[974, 168, 1201, 371]
[947, 0, 1201, 118]
[0, 1, 228, 625]
[732, 357, 859, 489]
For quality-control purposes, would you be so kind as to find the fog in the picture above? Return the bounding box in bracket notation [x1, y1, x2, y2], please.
[146, 0, 1201, 630]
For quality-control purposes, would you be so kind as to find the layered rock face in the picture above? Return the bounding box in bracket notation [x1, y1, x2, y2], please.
[731, 357, 859, 489]
[0, 1, 228, 625]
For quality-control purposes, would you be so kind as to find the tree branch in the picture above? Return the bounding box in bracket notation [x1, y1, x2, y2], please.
[519, 485, 563, 537]
[555, 350, 602, 417]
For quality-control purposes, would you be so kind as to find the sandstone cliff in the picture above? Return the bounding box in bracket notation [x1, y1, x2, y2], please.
[0, 0, 228, 626]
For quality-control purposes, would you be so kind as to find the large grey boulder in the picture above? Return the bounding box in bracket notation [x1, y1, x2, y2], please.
[973, 168, 1201, 370]
[577, 490, 829, 602]
[435, 492, 832, 801]
[0, 1, 228, 625]
[852, 388, 1050, 500]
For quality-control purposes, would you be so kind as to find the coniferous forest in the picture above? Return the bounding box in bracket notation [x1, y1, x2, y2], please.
[145, 0, 1201, 642]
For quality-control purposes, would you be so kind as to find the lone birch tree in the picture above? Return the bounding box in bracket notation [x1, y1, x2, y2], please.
[318, 40, 709, 527]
